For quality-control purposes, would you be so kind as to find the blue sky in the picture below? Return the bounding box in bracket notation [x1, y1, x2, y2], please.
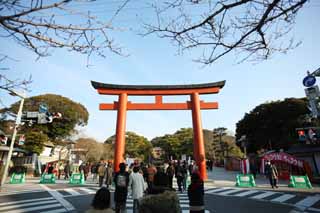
[1, 1, 320, 142]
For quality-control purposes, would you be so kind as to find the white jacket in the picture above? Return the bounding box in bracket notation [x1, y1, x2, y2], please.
[128, 172, 146, 199]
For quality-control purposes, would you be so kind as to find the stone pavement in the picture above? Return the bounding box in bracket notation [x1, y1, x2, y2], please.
[205, 166, 320, 194]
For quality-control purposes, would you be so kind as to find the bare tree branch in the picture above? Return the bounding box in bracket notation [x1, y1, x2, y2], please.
[143, 0, 308, 65]
[0, 0, 129, 60]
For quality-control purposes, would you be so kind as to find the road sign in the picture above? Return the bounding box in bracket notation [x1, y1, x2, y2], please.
[39, 103, 48, 113]
[288, 175, 312, 189]
[303, 75, 316, 87]
[235, 174, 256, 187]
[18, 135, 25, 145]
[10, 173, 25, 184]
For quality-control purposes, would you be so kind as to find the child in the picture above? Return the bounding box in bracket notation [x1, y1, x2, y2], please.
[187, 172, 204, 213]
[86, 187, 114, 213]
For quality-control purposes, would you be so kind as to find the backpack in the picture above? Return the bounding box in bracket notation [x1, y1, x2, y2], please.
[116, 173, 128, 188]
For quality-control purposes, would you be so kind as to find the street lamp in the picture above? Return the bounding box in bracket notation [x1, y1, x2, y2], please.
[0, 89, 26, 188]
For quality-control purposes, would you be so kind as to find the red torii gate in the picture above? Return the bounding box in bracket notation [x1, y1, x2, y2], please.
[91, 81, 225, 180]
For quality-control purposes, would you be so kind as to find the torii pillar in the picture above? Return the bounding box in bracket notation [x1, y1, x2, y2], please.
[92, 81, 225, 180]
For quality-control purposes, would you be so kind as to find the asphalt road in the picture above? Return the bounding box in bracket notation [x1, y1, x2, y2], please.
[1, 183, 320, 213]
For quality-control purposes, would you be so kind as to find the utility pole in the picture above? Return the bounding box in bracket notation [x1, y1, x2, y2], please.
[0, 90, 26, 188]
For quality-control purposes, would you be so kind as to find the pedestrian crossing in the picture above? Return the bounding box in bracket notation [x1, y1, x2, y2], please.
[0, 196, 67, 213]
[205, 187, 320, 212]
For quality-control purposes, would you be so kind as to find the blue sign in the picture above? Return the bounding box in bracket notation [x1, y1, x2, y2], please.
[39, 103, 48, 113]
[303, 75, 316, 87]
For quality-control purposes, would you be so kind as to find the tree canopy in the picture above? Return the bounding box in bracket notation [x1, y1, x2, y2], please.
[0, 94, 89, 153]
[105, 131, 152, 161]
[235, 98, 317, 153]
[75, 138, 113, 163]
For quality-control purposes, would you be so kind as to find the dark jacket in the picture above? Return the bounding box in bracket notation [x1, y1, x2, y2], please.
[113, 171, 129, 203]
[188, 181, 204, 207]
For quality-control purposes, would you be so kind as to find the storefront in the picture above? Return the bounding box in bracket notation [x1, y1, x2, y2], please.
[260, 152, 306, 180]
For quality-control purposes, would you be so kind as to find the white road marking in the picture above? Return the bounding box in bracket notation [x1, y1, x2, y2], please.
[251, 191, 277, 199]
[308, 207, 320, 212]
[0, 200, 59, 211]
[217, 188, 244, 196]
[206, 187, 229, 194]
[5, 204, 62, 213]
[271, 194, 295, 203]
[234, 190, 259, 197]
[0, 197, 53, 206]
[40, 184, 75, 211]
[64, 188, 81, 196]
[78, 187, 96, 194]
[295, 196, 320, 208]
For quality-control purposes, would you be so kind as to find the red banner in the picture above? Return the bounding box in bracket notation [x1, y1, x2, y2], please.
[262, 152, 304, 168]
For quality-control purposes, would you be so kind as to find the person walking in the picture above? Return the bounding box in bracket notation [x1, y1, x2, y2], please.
[175, 161, 184, 192]
[265, 160, 279, 188]
[91, 163, 98, 183]
[188, 173, 204, 213]
[98, 163, 106, 187]
[146, 164, 157, 193]
[166, 162, 175, 188]
[105, 162, 113, 189]
[182, 163, 189, 192]
[64, 162, 70, 180]
[128, 166, 146, 213]
[58, 163, 64, 180]
[84, 163, 90, 181]
[86, 187, 114, 213]
[114, 163, 129, 213]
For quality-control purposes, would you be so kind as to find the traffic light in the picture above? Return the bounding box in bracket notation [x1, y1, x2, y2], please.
[297, 129, 306, 141]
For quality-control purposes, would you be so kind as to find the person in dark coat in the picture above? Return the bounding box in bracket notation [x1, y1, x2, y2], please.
[105, 162, 113, 189]
[48, 164, 54, 174]
[114, 163, 129, 213]
[265, 160, 278, 189]
[175, 161, 184, 192]
[188, 172, 204, 213]
[64, 162, 70, 180]
[166, 162, 175, 188]
[151, 166, 171, 194]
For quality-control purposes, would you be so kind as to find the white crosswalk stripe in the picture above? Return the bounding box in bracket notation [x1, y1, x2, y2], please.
[295, 195, 320, 208]
[250, 191, 278, 199]
[271, 194, 295, 203]
[0, 196, 67, 213]
[204, 187, 320, 211]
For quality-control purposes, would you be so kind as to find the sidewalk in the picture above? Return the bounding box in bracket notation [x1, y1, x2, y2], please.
[205, 166, 320, 194]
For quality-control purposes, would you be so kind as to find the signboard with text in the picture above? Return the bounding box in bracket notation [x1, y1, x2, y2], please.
[235, 174, 256, 187]
[288, 175, 312, 189]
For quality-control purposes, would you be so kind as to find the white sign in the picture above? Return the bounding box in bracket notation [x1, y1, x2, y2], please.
[240, 176, 250, 182]
[295, 177, 305, 183]
[14, 174, 21, 179]
[44, 175, 52, 179]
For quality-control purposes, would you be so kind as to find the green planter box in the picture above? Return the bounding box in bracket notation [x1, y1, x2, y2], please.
[288, 175, 312, 189]
[40, 174, 56, 184]
[235, 174, 256, 187]
[10, 173, 25, 184]
[69, 173, 85, 185]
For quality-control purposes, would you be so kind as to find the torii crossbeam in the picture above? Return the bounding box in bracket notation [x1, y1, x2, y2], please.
[92, 81, 225, 180]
